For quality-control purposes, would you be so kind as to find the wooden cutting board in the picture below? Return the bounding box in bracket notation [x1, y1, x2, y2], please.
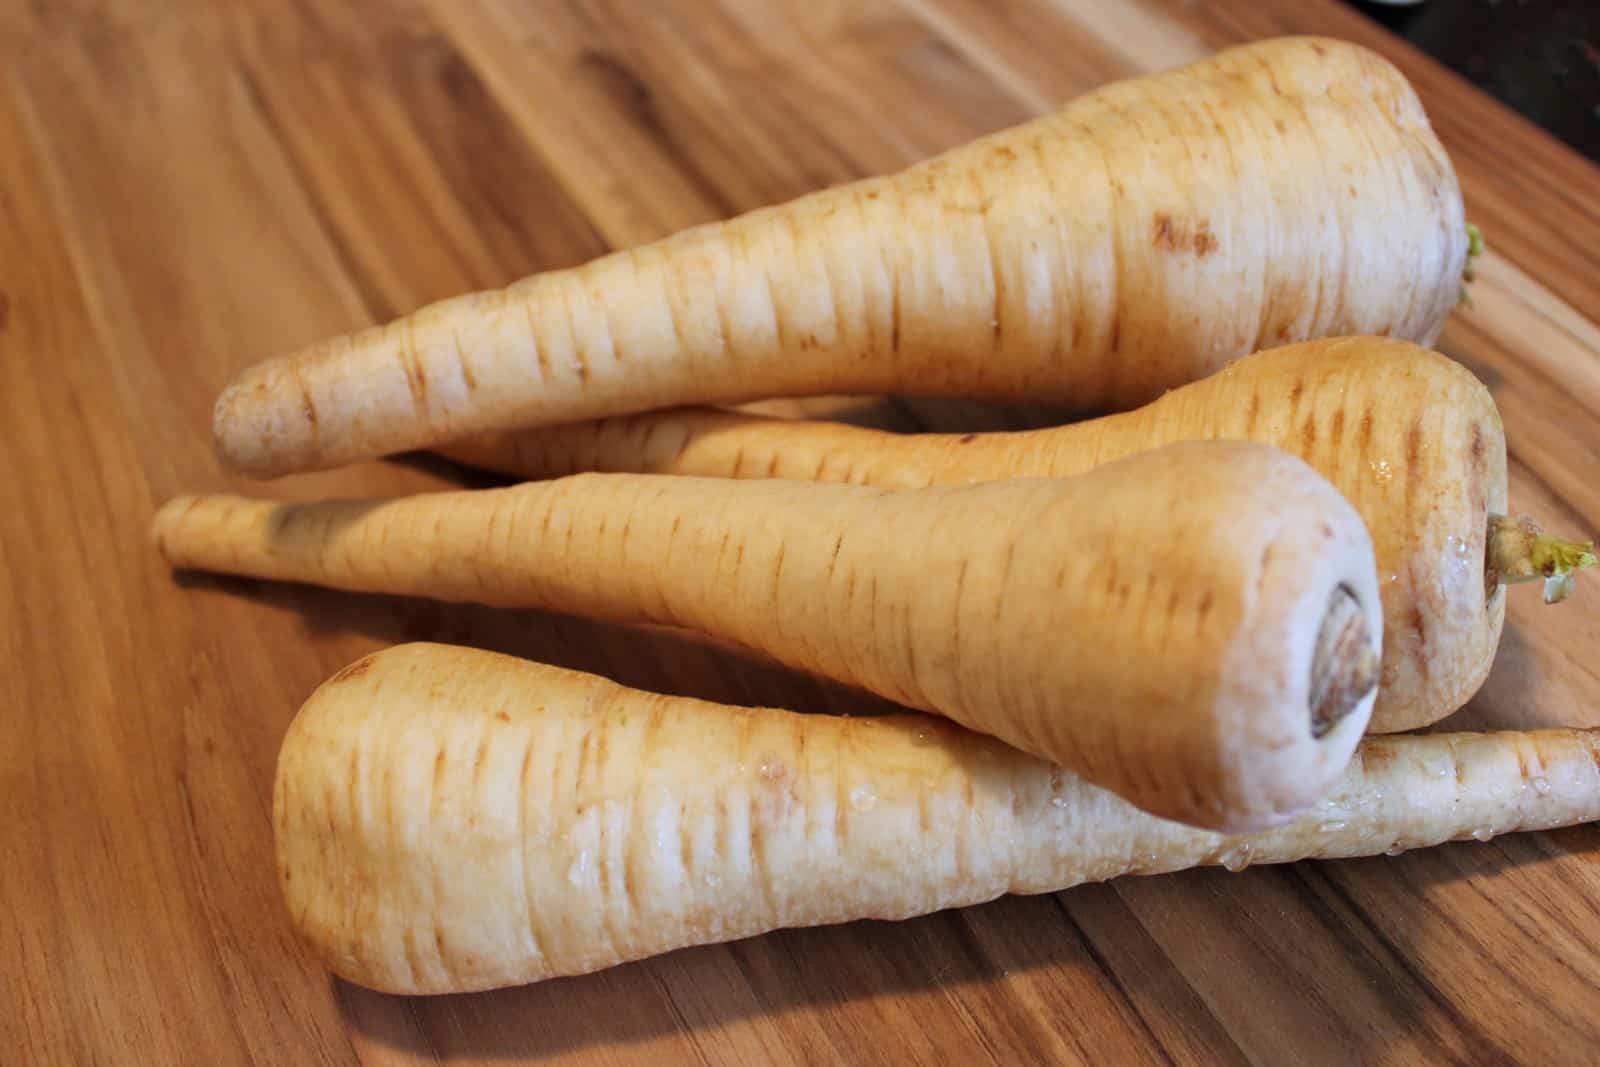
[4, 2, 1598, 1063]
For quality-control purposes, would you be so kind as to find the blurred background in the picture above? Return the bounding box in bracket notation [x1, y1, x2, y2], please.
[1348, 0, 1599, 162]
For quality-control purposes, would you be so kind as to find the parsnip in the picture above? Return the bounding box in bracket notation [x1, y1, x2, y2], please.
[155, 441, 1382, 831]
[214, 37, 1466, 478]
[442, 337, 1537, 733]
[277, 643, 1600, 995]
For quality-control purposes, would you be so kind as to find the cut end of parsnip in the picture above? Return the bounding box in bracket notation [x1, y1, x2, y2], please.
[1309, 585, 1379, 739]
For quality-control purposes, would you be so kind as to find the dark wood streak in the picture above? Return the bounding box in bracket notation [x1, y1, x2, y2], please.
[1281, 865, 1498, 1065]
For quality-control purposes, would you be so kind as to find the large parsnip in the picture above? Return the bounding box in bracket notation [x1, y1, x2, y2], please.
[214, 38, 1465, 477]
[277, 644, 1600, 995]
[157, 442, 1382, 831]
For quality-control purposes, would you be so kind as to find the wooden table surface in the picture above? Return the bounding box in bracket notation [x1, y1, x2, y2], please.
[5, 2, 1600, 1064]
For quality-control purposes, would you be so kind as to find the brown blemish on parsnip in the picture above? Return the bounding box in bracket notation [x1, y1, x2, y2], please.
[594, 716, 610, 771]
[1153, 212, 1219, 256]
[1357, 742, 1393, 774]
[574, 728, 594, 788]
[471, 739, 490, 791]
[1409, 607, 1430, 680]
[289, 361, 318, 435]
[889, 282, 902, 353]
[401, 326, 429, 409]
[753, 759, 795, 825]
[327, 656, 377, 685]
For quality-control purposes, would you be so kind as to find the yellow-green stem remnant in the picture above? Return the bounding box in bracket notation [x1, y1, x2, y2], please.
[1487, 514, 1597, 604]
[1459, 222, 1486, 305]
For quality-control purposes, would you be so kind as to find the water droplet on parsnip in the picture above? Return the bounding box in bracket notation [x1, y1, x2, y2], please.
[1532, 776, 1552, 795]
[1050, 795, 1069, 809]
[1221, 845, 1254, 872]
[849, 785, 877, 812]
[1318, 820, 1349, 833]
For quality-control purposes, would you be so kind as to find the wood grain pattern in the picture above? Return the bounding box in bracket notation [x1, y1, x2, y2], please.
[4, 2, 1598, 1063]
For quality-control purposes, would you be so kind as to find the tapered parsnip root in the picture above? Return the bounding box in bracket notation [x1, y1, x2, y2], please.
[215, 37, 1466, 478]
[276, 643, 1600, 995]
[442, 337, 1513, 733]
[155, 441, 1382, 831]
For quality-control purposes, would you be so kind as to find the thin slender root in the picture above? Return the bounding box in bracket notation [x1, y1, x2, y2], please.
[1486, 514, 1597, 604]
[1308, 585, 1379, 738]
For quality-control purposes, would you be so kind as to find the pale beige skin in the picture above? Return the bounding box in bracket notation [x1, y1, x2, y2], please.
[213, 37, 1466, 478]
[442, 338, 1507, 734]
[278, 643, 1600, 996]
[155, 441, 1382, 831]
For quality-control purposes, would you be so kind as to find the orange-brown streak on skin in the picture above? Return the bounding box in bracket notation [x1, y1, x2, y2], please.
[326, 655, 376, 685]
[292, 361, 318, 437]
[452, 328, 479, 393]
[401, 320, 429, 411]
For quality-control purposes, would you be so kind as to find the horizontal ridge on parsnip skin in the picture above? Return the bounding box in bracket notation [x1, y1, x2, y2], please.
[154, 441, 1382, 832]
[213, 36, 1466, 478]
[276, 643, 1600, 995]
[441, 337, 1508, 734]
